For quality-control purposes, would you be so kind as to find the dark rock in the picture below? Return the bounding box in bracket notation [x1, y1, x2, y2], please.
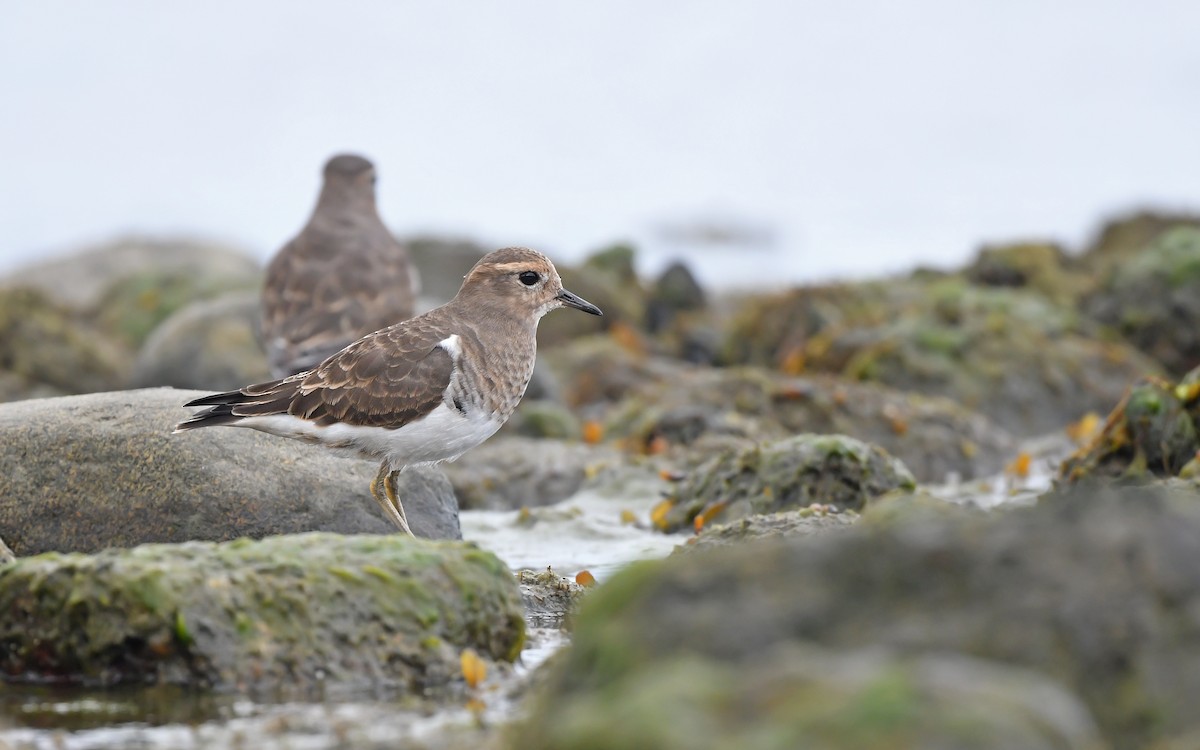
[0, 389, 460, 556]
[525, 485, 1200, 748]
[1060, 371, 1200, 484]
[441, 436, 621, 511]
[514, 644, 1101, 750]
[646, 260, 706, 334]
[657, 434, 915, 533]
[964, 241, 1082, 304]
[0, 533, 523, 691]
[132, 291, 271, 391]
[1083, 227, 1200, 375]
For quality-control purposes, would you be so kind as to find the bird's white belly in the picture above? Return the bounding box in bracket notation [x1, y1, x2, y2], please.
[238, 403, 504, 469]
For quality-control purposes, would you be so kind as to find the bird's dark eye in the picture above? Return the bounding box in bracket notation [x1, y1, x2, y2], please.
[518, 271, 540, 286]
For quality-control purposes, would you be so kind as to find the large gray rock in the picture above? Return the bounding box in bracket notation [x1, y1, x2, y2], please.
[132, 291, 271, 391]
[441, 436, 622, 511]
[0, 388, 460, 555]
[1, 236, 261, 310]
[531, 486, 1200, 748]
[0, 533, 523, 692]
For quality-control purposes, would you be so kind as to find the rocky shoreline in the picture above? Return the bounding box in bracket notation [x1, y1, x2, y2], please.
[4, 212, 1200, 748]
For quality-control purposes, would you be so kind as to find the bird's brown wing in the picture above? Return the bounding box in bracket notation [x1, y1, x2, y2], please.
[262, 228, 417, 377]
[182, 317, 455, 430]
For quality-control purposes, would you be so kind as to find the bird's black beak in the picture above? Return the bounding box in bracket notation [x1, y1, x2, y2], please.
[557, 289, 603, 316]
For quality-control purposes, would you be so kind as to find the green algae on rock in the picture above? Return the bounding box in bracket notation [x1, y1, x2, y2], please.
[657, 434, 915, 533]
[0, 533, 523, 691]
[1060, 371, 1200, 484]
[678, 506, 859, 553]
[517, 486, 1200, 748]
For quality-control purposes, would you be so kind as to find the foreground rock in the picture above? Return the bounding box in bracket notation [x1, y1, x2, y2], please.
[655, 434, 915, 533]
[0, 533, 523, 691]
[514, 644, 1100, 750]
[522, 486, 1200, 748]
[0, 389, 460, 556]
[679, 506, 859, 552]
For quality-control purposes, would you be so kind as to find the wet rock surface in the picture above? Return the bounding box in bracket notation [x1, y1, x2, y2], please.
[524, 486, 1200, 749]
[0, 533, 523, 692]
[657, 433, 915, 532]
[0, 388, 460, 556]
[516, 568, 586, 627]
[679, 505, 859, 552]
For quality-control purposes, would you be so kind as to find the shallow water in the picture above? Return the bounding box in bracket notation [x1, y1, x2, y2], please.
[0, 435, 1070, 748]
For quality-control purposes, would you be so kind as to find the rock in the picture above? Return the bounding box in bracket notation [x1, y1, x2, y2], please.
[0, 532, 523, 691]
[0, 287, 127, 400]
[1083, 226, 1200, 376]
[679, 506, 859, 552]
[0, 389, 460, 556]
[602, 364, 1016, 483]
[0, 236, 261, 310]
[503, 398, 582, 440]
[1077, 210, 1200, 278]
[402, 236, 487, 309]
[517, 568, 586, 628]
[514, 644, 1102, 750]
[0, 536, 12, 564]
[538, 244, 646, 348]
[1060, 370, 1200, 484]
[530, 485, 1200, 747]
[722, 277, 1161, 436]
[964, 240, 1084, 305]
[645, 260, 706, 334]
[441, 436, 621, 511]
[656, 434, 915, 533]
[131, 291, 271, 391]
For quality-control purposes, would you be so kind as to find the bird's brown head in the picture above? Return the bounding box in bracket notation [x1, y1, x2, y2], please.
[458, 247, 603, 320]
[316, 153, 378, 209]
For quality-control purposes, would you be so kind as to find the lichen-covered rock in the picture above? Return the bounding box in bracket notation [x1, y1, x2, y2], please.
[441, 437, 621, 511]
[1076, 210, 1200, 278]
[601, 365, 1011, 483]
[0, 533, 523, 691]
[523, 486, 1200, 748]
[0, 236, 261, 310]
[721, 276, 1161, 436]
[964, 241, 1084, 305]
[0, 287, 127, 398]
[1083, 227, 1200, 376]
[514, 644, 1101, 750]
[656, 434, 915, 533]
[1060, 372, 1200, 484]
[0, 389, 460, 556]
[131, 291, 270, 391]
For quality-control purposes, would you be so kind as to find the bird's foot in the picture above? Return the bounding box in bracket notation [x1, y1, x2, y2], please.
[370, 463, 414, 537]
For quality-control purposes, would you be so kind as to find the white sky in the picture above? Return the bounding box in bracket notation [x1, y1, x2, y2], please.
[1, 1, 1198, 287]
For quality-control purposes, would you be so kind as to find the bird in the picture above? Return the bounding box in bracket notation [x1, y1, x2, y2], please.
[175, 247, 602, 536]
[260, 153, 420, 378]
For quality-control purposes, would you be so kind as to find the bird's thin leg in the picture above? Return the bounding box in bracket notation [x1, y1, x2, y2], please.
[370, 462, 413, 536]
[383, 470, 414, 537]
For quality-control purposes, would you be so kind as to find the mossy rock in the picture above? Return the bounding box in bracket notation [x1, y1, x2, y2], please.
[519, 486, 1200, 748]
[513, 644, 1101, 750]
[1083, 227, 1200, 375]
[1060, 373, 1200, 484]
[1077, 210, 1200, 278]
[657, 434, 915, 533]
[0, 533, 523, 691]
[0, 287, 126, 397]
[131, 291, 270, 391]
[96, 269, 258, 349]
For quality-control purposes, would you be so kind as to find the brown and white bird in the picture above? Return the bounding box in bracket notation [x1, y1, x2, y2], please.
[261, 153, 420, 378]
[176, 247, 601, 536]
